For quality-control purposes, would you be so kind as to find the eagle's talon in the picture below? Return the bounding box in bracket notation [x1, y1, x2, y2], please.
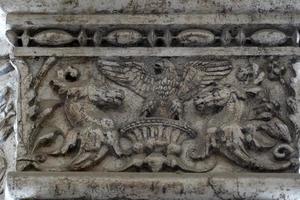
[140, 110, 151, 118]
[169, 99, 183, 120]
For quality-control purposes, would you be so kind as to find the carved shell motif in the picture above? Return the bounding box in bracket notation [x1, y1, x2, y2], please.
[32, 30, 75, 46]
[176, 29, 215, 46]
[106, 29, 142, 46]
[250, 29, 287, 46]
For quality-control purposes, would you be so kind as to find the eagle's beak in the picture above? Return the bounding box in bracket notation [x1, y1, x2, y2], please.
[154, 62, 164, 75]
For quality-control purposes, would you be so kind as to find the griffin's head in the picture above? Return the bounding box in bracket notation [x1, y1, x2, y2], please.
[153, 59, 175, 76]
[193, 85, 232, 115]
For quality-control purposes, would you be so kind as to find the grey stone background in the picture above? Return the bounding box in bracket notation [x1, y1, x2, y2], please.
[1, 0, 300, 14]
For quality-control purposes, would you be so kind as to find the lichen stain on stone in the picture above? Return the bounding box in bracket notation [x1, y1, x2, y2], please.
[121, 0, 171, 14]
[62, 0, 79, 8]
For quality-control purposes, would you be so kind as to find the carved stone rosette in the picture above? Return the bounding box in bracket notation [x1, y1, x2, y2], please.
[4, 12, 300, 200]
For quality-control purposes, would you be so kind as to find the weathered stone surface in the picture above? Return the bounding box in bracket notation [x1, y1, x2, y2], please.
[0, 58, 17, 200]
[6, 172, 300, 200]
[7, 13, 300, 28]
[2, 0, 300, 14]
[7, 13, 300, 49]
[8, 54, 298, 173]
[11, 47, 300, 57]
[2, 3, 300, 200]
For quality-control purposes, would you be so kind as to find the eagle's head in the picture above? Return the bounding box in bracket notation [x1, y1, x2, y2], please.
[153, 59, 176, 77]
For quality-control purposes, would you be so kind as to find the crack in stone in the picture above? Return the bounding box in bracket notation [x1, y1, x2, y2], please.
[235, 178, 246, 200]
[207, 176, 227, 200]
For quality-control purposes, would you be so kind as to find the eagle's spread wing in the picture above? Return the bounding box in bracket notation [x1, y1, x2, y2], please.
[179, 60, 232, 101]
[98, 60, 154, 98]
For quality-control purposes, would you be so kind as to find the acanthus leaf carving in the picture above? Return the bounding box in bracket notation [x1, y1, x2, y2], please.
[0, 87, 15, 142]
[0, 59, 16, 195]
[0, 149, 6, 194]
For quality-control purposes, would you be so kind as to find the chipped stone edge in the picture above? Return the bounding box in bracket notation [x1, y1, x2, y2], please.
[12, 47, 300, 57]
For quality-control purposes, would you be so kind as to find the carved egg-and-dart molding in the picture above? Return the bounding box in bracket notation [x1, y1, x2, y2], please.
[6, 27, 300, 47]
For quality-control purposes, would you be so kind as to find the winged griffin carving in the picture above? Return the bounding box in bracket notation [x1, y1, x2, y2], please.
[98, 59, 232, 119]
[23, 57, 297, 173]
[94, 59, 233, 171]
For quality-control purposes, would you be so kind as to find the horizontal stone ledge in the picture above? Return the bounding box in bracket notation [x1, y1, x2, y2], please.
[13, 47, 300, 57]
[6, 172, 300, 200]
[2, 0, 300, 14]
[7, 13, 300, 28]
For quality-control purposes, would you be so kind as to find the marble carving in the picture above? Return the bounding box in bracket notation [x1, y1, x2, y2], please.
[3, 9, 300, 199]
[5, 28, 300, 47]
[9, 55, 298, 173]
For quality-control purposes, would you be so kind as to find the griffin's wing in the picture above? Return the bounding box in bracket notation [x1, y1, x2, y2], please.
[98, 60, 154, 98]
[179, 60, 232, 101]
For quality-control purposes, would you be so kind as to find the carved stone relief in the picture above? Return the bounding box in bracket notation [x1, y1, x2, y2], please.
[0, 58, 16, 197]
[4, 10, 300, 200]
[10, 56, 298, 173]
[5, 28, 300, 47]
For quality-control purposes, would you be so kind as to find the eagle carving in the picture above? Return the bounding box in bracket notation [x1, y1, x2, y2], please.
[98, 59, 232, 119]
